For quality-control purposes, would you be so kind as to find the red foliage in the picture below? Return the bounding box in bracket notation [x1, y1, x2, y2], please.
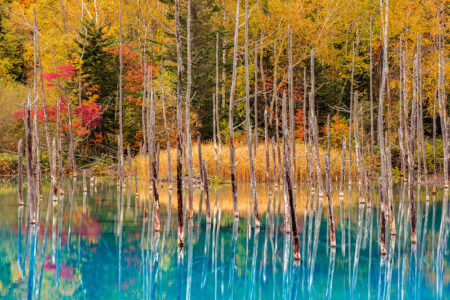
[13, 97, 103, 137]
[294, 108, 305, 139]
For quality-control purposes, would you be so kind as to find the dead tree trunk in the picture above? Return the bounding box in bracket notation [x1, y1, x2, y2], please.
[83, 169, 87, 193]
[244, 0, 259, 227]
[51, 139, 58, 201]
[282, 91, 300, 261]
[325, 115, 336, 248]
[303, 68, 312, 185]
[24, 98, 36, 224]
[150, 89, 160, 231]
[228, 0, 240, 218]
[34, 13, 53, 182]
[288, 28, 296, 189]
[432, 90, 437, 195]
[309, 49, 323, 198]
[348, 42, 356, 185]
[369, 16, 374, 167]
[175, 0, 184, 247]
[253, 42, 259, 157]
[186, 0, 194, 220]
[18, 139, 24, 205]
[161, 61, 172, 188]
[353, 92, 364, 204]
[408, 48, 419, 245]
[386, 142, 396, 236]
[68, 103, 76, 176]
[339, 139, 346, 197]
[118, 0, 124, 188]
[378, 0, 389, 256]
[437, 23, 448, 188]
[202, 160, 211, 224]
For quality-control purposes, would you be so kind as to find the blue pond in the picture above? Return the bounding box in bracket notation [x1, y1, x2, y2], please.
[0, 178, 448, 299]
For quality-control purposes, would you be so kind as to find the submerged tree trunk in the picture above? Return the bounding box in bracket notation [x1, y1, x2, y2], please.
[18, 139, 24, 205]
[186, 0, 194, 220]
[118, 0, 124, 188]
[175, 0, 184, 247]
[244, 0, 259, 227]
[51, 139, 58, 201]
[228, 0, 240, 218]
[353, 93, 364, 204]
[288, 29, 296, 189]
[24, 98, 36, 224]
[253, 42, 259, 157]
[325, 115, 336, 248]
[161, 61, 172, 188]
[282, 92, 300, 261]
[378, 0, 389, 256]
[68, 103, 76, 176]
[202, 160, 211, 224]
[339, 139, 346, 197]
[309, 49, 323, 198]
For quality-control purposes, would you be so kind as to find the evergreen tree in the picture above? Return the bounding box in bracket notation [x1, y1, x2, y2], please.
[75, 21, 119, 147]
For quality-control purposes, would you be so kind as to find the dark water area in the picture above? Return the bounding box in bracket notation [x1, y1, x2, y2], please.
[0, 178, 448, 299]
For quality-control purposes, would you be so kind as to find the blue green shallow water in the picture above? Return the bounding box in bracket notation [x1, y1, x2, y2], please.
[0, 178, 448, 299]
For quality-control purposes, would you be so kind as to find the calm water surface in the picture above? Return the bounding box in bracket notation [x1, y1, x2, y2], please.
[0, 178, 448, 299]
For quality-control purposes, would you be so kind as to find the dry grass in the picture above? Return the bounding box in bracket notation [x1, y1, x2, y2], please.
[131, 141, 358, 183]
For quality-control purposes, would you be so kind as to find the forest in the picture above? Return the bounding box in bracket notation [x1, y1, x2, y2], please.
[0, 0, 448, 298]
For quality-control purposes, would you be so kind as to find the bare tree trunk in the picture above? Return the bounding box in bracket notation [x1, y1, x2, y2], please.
[271, 138, 278, 189]
[52, 139, 58, 201]
[175, 0, 184, 247]
[160, 60, 172, 188]
[214, 34, 220, 177]
[275, 96, 282, 189]
[254, 42, 258, 157]
[118, 0, 124, 188]
[213, 94, 219, 176]
[33, 98, 42, 202]
[437, 23, 448, 188]
[34, 12, 53, 181]
[409, 42, 419, 245]
[282, 91, 300, 260]
[197, 136, 204, 186]
[325, 115, 336, 248]
[68, 103, 76, 176]
[303, 68, 311, 185]
[353, 92, 364, 204]
[339, 139, 346, 197]
[416, 36, 429, 199]
[378, 0, 389, 256]
[56, 91, 63, 195]
[83, 169, 87, 193]
[127, 145, 131, 178]
[309, 49, 323, 198]
[369, 16, 374, 167]
[264, 106, 271, 194]
[348, 42, 355, 185]
[186, 0, 194, 220]
[432, 90, 437, 195]
[150, 89, 160, 231]
[202, 160, 211, 223]
[141, 63, 147, 155]
[24, 98, 36, 224]
[402, 48, 410, 184]
[244, 0, 259, 227]
[386, 142, 396, 236]
[288, 28, 296, 189]
[228, 0, 240, 218]
[18, 139, 24, 205]
[270, 41, 278, 124]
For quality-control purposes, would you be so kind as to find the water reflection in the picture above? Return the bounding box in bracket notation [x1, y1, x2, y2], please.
[0, 179, 448, 299]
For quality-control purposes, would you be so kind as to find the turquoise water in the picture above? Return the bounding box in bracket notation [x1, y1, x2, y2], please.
[0, 178, 448, 299]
